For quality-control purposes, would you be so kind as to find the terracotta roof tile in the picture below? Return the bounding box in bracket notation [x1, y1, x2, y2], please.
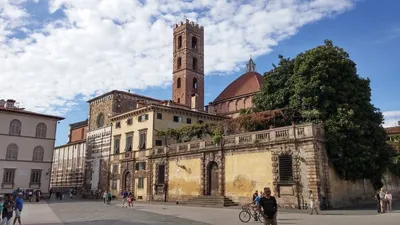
[0, 107, 64, 120]
[386, 126, 400, 135]
[213, 72, 263, 103]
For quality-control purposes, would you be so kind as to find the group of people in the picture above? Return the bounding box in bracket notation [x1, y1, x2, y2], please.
[250, 188, 321, 225]
[0, 193, 24, 225]
[376, 188, 393, 213]
[103, 190, 112, 204]
[121, 190, 135, 208]
[251, 187, 278, 225]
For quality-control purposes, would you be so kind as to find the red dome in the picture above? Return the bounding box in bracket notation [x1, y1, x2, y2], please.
[213, 72, 263, 103]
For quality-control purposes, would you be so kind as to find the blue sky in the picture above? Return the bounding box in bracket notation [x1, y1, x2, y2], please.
[0, 0, 399, 146]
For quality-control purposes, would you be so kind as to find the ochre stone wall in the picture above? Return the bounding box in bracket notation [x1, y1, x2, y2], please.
[328, 167, 375, 208]
[383, 172, 400, 198]
[168, 158, 201, 200]
[224, 151, 273, 204]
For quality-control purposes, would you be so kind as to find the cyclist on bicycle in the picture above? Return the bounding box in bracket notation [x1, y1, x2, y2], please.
[252, 191, 262, 220]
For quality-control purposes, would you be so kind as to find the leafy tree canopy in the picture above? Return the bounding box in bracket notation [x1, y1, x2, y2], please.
[253, 40, 396, 181]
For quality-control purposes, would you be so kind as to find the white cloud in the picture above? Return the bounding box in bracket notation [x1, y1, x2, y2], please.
[0, 0, 356, 115]
[383, 111, 400, 128]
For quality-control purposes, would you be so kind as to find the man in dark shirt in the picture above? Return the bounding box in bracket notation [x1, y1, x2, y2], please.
[258, 187, 278, 225]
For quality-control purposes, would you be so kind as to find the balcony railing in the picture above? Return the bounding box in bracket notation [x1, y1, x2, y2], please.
[151, 123, 322, 156]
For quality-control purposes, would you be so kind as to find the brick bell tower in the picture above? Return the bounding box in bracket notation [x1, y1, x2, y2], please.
[172, 19, 204, 111]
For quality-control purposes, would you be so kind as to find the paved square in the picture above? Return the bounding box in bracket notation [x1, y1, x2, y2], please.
[19, 199, 400, 225]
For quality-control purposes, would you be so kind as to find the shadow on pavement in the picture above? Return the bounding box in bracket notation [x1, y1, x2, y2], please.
[27, 221, 149, 225]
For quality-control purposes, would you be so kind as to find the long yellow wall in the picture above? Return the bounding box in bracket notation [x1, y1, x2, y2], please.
[168, 158, 201, 199]
[328, 167, 375, 208]
[225, 151, 273, 203]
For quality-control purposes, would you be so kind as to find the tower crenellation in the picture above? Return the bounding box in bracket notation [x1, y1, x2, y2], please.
[172, 19, 205, 111]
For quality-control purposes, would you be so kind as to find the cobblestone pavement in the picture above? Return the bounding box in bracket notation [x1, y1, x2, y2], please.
[20, 199, 400, 225]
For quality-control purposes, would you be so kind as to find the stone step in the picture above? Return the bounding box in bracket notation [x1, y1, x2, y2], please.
[182, 195, 238, 207]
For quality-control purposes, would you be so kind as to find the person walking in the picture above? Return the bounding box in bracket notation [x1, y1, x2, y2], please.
[375, 191, 381, 213]
[0, 195, 4, 224]
[258, 187, 278, 225]
[13, 193, 23, 225]
[379, 188, 386, 213]
[309, 190, 319, 215]
[2, 194, 15, 225]
[122, 190, 128, 207]
[49, 188, 53, 199]
[385, 191, 393, 213]
[128, 193, 133, 208]
[107, 191, 112, 204]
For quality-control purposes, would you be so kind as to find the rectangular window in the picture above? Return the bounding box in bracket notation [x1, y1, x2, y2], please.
[279, 155, 293, 183]
[138, 177, 144, 189]
[155, 140, 162, 146]
[113, 164, 119, 174]
[127, 118, 133, 125]
[114, 137, 120, 154]
[3, 169, 15, 184]
[115, 121, 121, 128]
[30, 170, 42, 184]
[135, 162, 146, 171]
[125, 134, 133, 151]
[157, 165, 165, 184]
[138, 114, 149, 122]
[157, 113, 163, 120]
[111, 180, 117, 190]
[173, 116, 183, 122]
[139, 131, 147, 150]
[186, 118, 192, 124]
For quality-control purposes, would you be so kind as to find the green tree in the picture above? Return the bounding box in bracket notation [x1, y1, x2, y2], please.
[254, 40, 395, 182]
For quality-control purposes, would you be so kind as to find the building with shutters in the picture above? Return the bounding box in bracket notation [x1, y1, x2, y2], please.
[0, 99, 64, 194]
[108, 101, 225, 198]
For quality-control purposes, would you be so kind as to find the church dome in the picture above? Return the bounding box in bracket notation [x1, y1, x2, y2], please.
[213, 71, 263, 103]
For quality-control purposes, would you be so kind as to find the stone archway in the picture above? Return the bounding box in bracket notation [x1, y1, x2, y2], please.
[123, 171, 132, 191]
[207, 161, 219, 196]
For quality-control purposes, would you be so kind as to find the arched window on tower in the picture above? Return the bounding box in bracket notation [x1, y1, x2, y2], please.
[177, 57, 182, 69]
[192, 36, 197, 49]
[193, 78, 198, 89]
[193, 57, 197, 70]
[177, 78, 181, 88]
[178, 36, 182, 49]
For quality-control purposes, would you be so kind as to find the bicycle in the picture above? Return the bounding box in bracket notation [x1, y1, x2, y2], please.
[239, 203, 264, 223]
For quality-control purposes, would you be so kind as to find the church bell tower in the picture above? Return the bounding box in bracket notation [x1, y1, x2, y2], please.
[172, 19, 204, 111]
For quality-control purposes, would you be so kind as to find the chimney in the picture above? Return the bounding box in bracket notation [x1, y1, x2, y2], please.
[0, 99, 5, 108]
[6, 99, 16, 109]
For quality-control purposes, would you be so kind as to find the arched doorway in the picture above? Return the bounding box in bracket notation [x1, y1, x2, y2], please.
[207, 161, 219, 196]
[124, 171, 132, 191]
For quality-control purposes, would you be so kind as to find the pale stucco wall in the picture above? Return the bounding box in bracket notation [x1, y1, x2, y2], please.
[328, 167, 375, 208]
[0, 111, 59, 194]
[168, 158, 201, 200]
[224, 151, 273, 203]
[134, 177, 147, 200]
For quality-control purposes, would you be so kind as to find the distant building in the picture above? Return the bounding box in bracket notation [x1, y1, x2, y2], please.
[84, 90, 162, 194]
[206, 58, 263, 118]
[0, 99, 64, 194]
[50, 120, 88, 190]
[385, 126, 400, 151]
[108, 101, 226, 198]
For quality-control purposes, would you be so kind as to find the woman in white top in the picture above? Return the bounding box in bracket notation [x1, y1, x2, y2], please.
[385, 191, 393, 213]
